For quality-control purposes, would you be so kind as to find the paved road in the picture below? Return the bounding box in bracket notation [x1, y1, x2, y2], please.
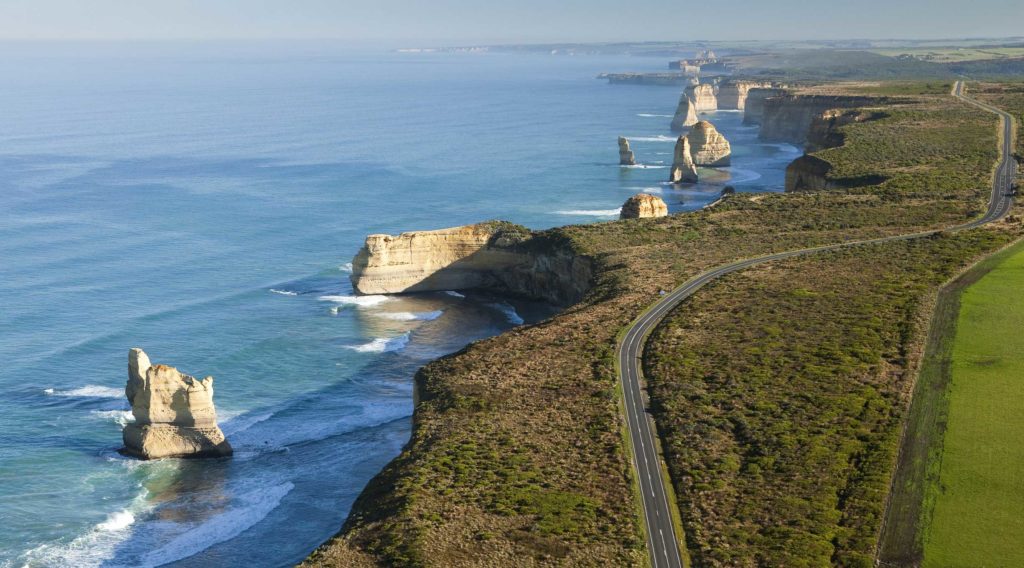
[617, 80, 1017, 568]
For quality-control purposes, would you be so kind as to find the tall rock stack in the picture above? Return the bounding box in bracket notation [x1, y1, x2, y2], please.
[669, 136, 699, 183]
[670, 92, 698, 131]
[687, 121, 732, 166]
[618, 136, 637, 166]
[686, 84, 718, 112]
[620, 193, 668, 219]
[122, 348, 232, 460]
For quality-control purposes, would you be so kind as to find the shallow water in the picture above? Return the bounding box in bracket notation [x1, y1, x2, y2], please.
[0, 43, 798, 567]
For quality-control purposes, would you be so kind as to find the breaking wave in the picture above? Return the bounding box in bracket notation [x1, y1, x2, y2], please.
[488, 302, 524, 325]
[556, 209, 621, 217]
[344, 332, 411, 353]
[46, 385, 123, 399]
[637, 113, 673, 118]
[318, 294, 392, 307]
[269, 289, 299, 296]
[444, 290, 465, 298]
[376, 310, 444, 321]
[628, 135, 676, 142]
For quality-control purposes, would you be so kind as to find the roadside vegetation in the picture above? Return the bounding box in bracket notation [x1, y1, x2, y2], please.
[305, 84, 1019, 566]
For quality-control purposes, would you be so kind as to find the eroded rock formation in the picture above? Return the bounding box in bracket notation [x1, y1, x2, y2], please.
[618, 136, 636, 165]
[742, 87, 788, 125]
[806, 109, 886, 153]
[620, 194, 668, 219]
[686, 121, 731, 167]
[785, 155, 835, 192]
[717, 81, 773, 110]
[670, 92, 698, 131]
[350, 222, 593, 306]
[670, 136, 699, 183]
[686, 84, 718, 112]
[122, 348, 232, 460]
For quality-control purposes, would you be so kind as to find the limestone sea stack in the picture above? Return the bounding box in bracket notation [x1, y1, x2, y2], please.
[618, 136, 637, 166]
[670, 92, 698, 131]
[122, 348, 232, 460]
[686, 121, 731, 167]
[669, 136, 699, 183]
[620, 193, 668, 219]
[686, 84, 718, 112]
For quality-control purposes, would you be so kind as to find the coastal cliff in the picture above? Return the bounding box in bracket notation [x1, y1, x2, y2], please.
[806, 108, 886, 152]
[785, 154, 836, 192]
[742, 87, 789, 125]
[350, 222, 593, 306]
[686, 84, 718, 112]
[717, 81, 773, 110]
[759, 95, 883, 144]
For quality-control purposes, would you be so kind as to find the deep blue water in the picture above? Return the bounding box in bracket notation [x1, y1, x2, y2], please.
[0, 43, 800, 567]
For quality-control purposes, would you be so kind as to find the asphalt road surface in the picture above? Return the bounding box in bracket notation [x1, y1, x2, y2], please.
[616, 80, 1016, 568]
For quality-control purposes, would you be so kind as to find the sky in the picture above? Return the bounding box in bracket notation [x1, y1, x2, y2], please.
[0, 0, 1022, 45]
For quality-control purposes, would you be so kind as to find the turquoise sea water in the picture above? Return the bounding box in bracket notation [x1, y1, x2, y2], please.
[0, 43, 800, 567]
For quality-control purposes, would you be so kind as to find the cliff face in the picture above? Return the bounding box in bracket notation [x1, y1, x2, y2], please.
[670, 92, 698, 131]
[686, 84, 718, 112]
[350, 223, 593, 306]
[687, 121, 731, 166]
[620, 193, 668, 219]
[742, 88, 788, 125]
[717, 81, 773, 110]
[618, 136, 637, 165]
[759, 95, 883, 144]
[785, 155, 835, 192]
[670, 136, 699, 183]
[806, 109, 886, 153]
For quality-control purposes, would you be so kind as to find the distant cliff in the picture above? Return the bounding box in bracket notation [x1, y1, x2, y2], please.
[743, 88, 789, 125]
[785, 106, 889, 192]
[717, 81, 774, 110]
[760, 95, 885, 144]
[350, 222, 593, 306]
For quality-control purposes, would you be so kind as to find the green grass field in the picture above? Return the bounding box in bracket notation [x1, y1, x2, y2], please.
[922, 242, 1024, 567]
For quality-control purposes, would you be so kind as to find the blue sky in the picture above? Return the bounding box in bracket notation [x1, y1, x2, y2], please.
[1, 0, 1022, 44]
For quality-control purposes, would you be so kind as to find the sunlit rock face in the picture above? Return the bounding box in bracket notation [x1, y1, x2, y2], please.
[618, 136, 637, 166]
[669, 136, 699, 183]
[620, 193, 668, 219]
[687, 121, 732, 167]
[122, 348, 232, 460]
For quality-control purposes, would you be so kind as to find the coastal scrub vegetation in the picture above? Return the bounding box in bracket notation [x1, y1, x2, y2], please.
[304, 84, 1021, 567]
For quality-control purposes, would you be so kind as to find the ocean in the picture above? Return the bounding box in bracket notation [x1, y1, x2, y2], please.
[0, 43, 800, 567]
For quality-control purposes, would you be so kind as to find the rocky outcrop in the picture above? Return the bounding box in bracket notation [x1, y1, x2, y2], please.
[686, 121, 731, 167]
[620, 194, 668, 219]
[618, 137, 636, 166]
[785, 155, 835, 192]
[686, 84, 718, 112]
[742, 88, 788, 125]
[122, 348, 232, 460]
[670, 92, 698, 131]
[717, 81, 773, 110]
[759, 95, 883, 144]
[350, 222, 593, 306]
[669, 136, 699, 183]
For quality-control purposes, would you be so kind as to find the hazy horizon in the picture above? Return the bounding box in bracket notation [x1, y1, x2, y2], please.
[2, 0, 1022, 45]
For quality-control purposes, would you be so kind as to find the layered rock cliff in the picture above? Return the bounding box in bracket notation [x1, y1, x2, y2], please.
[785, 155, 835, 192]
[618, 136, 637, 166]
[620, 193, 668, 219]
[350, 222, 593, 306]
[805, 109, 887, 153]
[670, 136, 699, 183]
[686, 84, 718, 112]
[670, 92, 698, 131]
[122, 348, 232, 460]
[759, 95, 884, 144]
[687, 121, 731, 167]
[717, 81, 773, 110]
[742, 88, 789, 125]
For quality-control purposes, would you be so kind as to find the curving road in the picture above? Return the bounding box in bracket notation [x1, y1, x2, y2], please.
[617, 80, 1017, 568]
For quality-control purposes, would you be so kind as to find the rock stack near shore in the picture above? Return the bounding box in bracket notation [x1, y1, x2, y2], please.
[670, 92, 698, 131]
[618, 136, 636, 166]
[687, 121, 732, 166]
[620, 193, 668, 219]
[686, 84, 718, 112]
[122, 348, 232, 460]
[670, 136, 699, 183]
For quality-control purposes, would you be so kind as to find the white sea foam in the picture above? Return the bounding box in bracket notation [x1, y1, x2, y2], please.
[622, 164, 669, 169]
[376, 310, 444, 321]
[637, 113, 673, 118]
[47, 385, 123, 399]
[318, 294, 392, 307]
[628, 135, 676, 142]
[339, 262, 353, 273]
[269, 289, 299, 296]
[140, 482, 294, 567]
[344, 332, 411, 353]
[444, 290, 465, 298]
[488, 302, 525, 325]
[90, 410, 134, 428]
[97, 510, 135, 532]
[556, 209, 621, 217]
